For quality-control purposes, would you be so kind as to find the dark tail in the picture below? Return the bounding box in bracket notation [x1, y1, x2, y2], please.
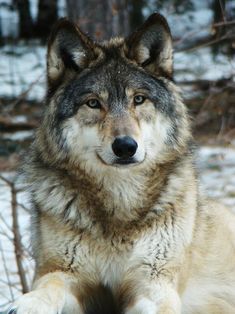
[82, 284, 120, 314]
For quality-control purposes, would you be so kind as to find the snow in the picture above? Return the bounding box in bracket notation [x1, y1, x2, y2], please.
[167, 8, 213, 38]
[0, 146, 235, 311]
[0, 175, 34, 311]
[0, 4, 19, 38]
[174, 48, 235, 81]
[4, 45, 52, 100]
[198, 147, 235, 207]
[2, 131, 34, 141]
[0, 44, 46, 101]
[143, 0, 213, 38]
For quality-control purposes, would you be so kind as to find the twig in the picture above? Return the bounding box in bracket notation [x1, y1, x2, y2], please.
[213, 20, 235, 27]
[11, 182, 29, 294]
[18, 202, 30, 213]
[8, 74, 44, 111]
[0, 117, 38, 132]
[0, 212, 13, 233]
[0, 175, 12, 186]
[177, 31, 233, 52]
[0, 299, 13, 309]
[0, 240, 14, 302]
[218, 0, 226, 23]
[0, 278, 21, 290]
[0, 229, 13, 242]
[0, 175, 30, 294]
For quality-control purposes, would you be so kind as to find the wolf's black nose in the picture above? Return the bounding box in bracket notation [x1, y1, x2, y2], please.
[112, 136, 138, 158]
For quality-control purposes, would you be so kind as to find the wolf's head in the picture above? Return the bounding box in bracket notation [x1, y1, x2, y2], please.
[36, 13, 191, 173]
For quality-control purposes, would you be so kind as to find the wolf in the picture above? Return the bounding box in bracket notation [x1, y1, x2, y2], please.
[9, 13, 235, 314]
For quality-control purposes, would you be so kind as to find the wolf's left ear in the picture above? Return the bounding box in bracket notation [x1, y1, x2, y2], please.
[47, 18, 100, 86]
[126, 13, 173, 78]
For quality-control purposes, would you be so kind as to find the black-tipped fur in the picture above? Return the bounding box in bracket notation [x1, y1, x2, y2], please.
[82, 285, 120, 314]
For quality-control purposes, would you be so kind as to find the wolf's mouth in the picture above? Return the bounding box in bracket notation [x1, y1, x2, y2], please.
[96, 153, 142, 167]
[114, 158, 137, 165]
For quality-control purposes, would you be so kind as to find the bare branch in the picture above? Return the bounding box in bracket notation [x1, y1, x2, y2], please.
[213, 20, 235, 27]
[0, 241, 14, 302]
[175, 31, 233, 52]
[0, 212, 13, 234]
[18, 202, 30, 213]
[0, 116, 38, 132]
[9, 74, 43, 109]
[0, 174, 13, 186]
[11, 182, 29, 294]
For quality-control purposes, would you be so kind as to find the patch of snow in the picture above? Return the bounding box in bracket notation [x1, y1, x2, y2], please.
[0, 175, 34, 311]
[29, 0, 39, 21]
[143, 0, 213, 38]
[2, 131, 34, 141]
[11, 116, 27, 123]
[175, 48, 235, 81]
[58, 0, 67, 17]
[0, 44, 46, 101]
[0, 5, 19, 38]
[198, 146, 235, 209]
[168, 9, 213, 38]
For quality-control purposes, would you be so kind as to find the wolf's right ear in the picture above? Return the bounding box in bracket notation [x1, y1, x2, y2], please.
[47, 18, 99, 85]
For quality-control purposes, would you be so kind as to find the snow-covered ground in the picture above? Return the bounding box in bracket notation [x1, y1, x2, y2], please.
[0, 44, 46, 101]
[0, 146, 235, 311]
[0, 174, 34, 311]
[198, 147, 235, 208]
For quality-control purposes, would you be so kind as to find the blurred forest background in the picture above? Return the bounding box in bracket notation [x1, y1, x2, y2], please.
[0, 0, 235, 312]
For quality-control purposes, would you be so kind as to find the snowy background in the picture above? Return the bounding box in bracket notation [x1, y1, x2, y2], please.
[0, 0, 235, 312]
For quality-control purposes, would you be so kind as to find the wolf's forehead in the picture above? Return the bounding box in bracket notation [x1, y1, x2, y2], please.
[91, 79, 145, 104]
[89, 61, 152, 94]
[90, 87, 138, 102]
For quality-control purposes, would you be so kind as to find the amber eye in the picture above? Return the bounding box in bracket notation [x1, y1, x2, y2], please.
[86, 99, 101, 109]
[134, 95, 146, 106]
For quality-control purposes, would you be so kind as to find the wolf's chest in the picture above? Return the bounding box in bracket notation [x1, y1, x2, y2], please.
[59, 225, 171, 286]
[38, 208, 179, 288]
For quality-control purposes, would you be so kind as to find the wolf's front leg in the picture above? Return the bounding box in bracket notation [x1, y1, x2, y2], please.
[8, 271, 82, 314]
[125, 282, 181, 314]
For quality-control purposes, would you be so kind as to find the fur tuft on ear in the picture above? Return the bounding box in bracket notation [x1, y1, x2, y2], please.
[126, 13, 173, 79]
[47, 18, 99, 86]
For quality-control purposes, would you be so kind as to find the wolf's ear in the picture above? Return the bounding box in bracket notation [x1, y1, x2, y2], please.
[47, 18, 99, 85]
[126, 13, 173, 78]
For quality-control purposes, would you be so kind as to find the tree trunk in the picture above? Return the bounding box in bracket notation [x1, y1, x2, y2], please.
[15, 0, 34, 39]
[211, 0, 226, 55]
[128, 0, 145, 33]
[35, 0, 58, 40]
[66, 0, 130, 40]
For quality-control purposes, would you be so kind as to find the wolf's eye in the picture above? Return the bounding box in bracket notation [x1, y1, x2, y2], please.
[86, 99, 101, 109]
[134, 95, 146, 106]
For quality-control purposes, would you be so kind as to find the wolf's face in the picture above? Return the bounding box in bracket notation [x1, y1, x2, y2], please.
[39, 14, 191, 172]
[52, 59, 177, 168]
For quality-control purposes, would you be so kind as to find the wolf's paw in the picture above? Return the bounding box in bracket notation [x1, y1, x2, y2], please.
[125, 298, 157, 314]
[8, 289, 81, 314]
[8, 290, 63, 314]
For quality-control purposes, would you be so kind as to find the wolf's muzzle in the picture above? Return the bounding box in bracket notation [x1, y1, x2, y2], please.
[112, 136, 138, 159]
